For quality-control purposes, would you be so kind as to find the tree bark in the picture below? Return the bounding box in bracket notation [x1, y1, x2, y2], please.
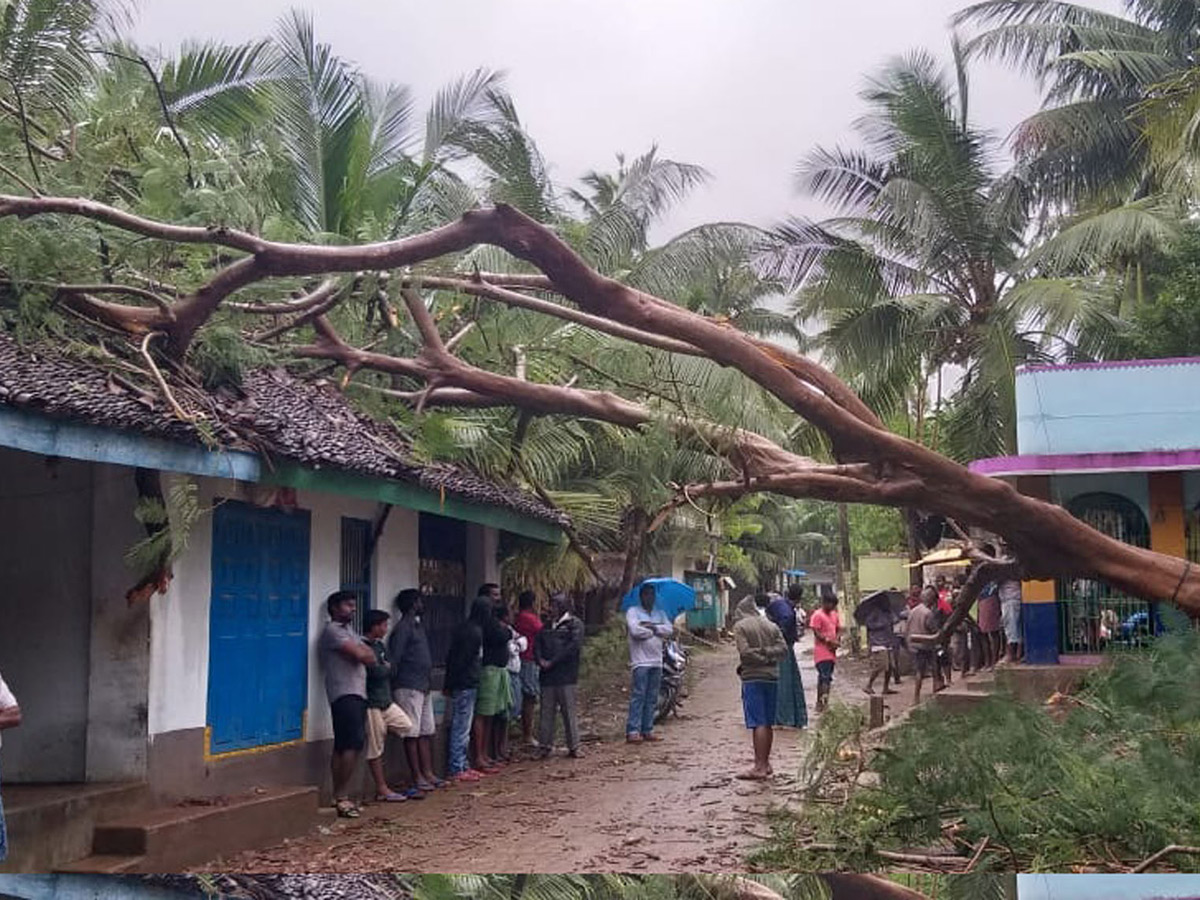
[618, 506, 649, 604]
[7, 194, 1200, 616]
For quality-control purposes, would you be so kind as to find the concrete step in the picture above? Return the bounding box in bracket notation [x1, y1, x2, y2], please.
[931, 684, 992, 715]
[0, 782, 151, 873]
[55, 854, 147, 874]
[91, 786, 319, 872]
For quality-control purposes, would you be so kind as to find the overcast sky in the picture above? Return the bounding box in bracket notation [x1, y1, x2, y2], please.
[131, 0, 1120, 237]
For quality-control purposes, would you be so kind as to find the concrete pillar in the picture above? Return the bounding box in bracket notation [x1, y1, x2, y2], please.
[1015, 475, 1059, 664]
[1149, 471, 1186, 559]
[465, 524, 499, 600]
[86, 464, 151, 781]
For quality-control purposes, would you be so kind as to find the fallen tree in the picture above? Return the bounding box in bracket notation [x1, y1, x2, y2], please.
[2, 194, 1198, 620]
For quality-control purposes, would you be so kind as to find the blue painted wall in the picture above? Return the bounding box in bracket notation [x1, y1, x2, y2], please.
[1016, 360, 1200, 455]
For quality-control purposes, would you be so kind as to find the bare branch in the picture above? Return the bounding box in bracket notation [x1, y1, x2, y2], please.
[91, 49, 195, 187]
[140, 332, 196, 422]
[55, 282, 176, 317]
[398, 287, 446, 352]
[445, 320, 476, 352]
[249, 279, 342, 342]
[406, 274, 702, 357]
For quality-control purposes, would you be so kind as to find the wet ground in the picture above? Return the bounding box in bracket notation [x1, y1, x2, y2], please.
[204, 637, 917, 873]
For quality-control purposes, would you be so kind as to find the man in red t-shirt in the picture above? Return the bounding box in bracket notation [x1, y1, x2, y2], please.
[809, 591, 842, 713]
[513, 590, 544, 747]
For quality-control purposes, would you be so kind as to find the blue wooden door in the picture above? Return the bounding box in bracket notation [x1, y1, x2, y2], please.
[208, 501, 311, 753]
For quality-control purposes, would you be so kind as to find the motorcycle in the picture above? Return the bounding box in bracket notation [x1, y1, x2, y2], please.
[655, 638, 688, 722]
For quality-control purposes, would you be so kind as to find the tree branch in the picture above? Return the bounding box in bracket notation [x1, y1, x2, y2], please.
[249, 278, 342, 342]
[405, 274, 703, 356]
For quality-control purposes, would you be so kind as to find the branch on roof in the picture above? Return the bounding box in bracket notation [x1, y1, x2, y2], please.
[6, 194, 1200, 614]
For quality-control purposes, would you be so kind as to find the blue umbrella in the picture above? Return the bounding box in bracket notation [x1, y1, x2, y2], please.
[621, 577, 697, 619]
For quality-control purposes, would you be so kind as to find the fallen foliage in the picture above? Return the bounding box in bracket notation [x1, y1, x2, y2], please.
[752, 629, 1200, 873]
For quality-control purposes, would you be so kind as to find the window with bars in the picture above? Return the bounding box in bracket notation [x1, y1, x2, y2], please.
[340, 517, 373, 633]
[419, 512, 467, 665]
[1056, 492, 1153, 654]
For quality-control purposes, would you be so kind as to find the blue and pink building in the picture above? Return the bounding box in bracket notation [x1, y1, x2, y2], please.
[970, 357, 1200, 664]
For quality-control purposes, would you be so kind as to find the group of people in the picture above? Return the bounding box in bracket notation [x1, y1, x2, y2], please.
[730, 584, 843, 780]
[319, 583, 586, 819]
[854, 566, 1025, 704]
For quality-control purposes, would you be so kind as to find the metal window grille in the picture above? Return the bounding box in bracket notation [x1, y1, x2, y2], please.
[340, 517, 372, 633]
[1056, 492, 1152, 654]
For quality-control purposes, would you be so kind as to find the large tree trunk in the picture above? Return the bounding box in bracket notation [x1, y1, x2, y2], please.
[8, 195, 1200, 617]
[617, 506, 649, 605]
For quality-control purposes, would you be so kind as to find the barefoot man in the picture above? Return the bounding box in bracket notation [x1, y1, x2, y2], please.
[733, 594, 788, 780]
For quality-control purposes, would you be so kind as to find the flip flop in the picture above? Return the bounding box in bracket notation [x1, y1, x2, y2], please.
[375, 791, 408, 803]
[402, 788, 426, 800]
[335, 799, 361, 818]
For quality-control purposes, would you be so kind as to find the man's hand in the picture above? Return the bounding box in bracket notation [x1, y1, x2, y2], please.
[0, 703, 21, 730]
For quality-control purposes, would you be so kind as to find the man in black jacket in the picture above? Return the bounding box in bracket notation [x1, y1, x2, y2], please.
[535, 591, 585, 759]
[443, 598, 488, 782]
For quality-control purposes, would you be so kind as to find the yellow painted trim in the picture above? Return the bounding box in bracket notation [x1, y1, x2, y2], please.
[1149, 471, 1186, 560]
[203, 710, 308, 762]
[1022, 579, 1056, 604]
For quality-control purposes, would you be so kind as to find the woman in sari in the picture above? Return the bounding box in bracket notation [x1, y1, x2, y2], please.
[766, 586, 808, 728]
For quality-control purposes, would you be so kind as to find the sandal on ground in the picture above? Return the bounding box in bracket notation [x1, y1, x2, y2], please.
[335, 799, 361, 817]
[375, 791, 407, 803]
[402, 787, 426, 800]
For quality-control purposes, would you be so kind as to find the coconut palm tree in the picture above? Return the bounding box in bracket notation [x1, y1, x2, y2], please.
[953, 0, 1200, 209]
[769, 46, 1145, 461]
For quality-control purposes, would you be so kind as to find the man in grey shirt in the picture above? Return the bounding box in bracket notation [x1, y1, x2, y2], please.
[319, 591, 375, 818]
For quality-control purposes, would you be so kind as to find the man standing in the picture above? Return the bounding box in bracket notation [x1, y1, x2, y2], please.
[388, 589, 445, 792]
[444, 598, 488, 782]
[363, 609, 415, 802]
[513, 590, 543, 748]
[905, 586, 941, 702]
[319, 591, 376, 818]
[809, 591, 842, 713]
[733, 594, 788, 780]
[625, 582, 673, 744]
[535, 591, 585, 759]
[767, 590, 807, 728]
[0, 666, 21, 863]
[1000, 578, 1023, 663]
[861, 596, 899, 697]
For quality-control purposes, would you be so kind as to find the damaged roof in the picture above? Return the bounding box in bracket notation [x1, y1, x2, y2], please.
[0, 330, 567, 528]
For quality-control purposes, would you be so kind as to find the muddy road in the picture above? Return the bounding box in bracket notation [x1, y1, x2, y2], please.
[205, 639, 907, 873]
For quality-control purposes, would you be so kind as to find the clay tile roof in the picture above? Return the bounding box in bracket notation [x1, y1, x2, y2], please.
[0, 331, 567, 528]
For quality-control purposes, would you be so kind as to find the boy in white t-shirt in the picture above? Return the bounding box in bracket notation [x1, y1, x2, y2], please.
[0, 668, 22, 863]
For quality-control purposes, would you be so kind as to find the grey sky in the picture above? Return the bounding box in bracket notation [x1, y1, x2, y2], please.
[132, 0, 1120, 236]
[1019, 874, 1200, 900]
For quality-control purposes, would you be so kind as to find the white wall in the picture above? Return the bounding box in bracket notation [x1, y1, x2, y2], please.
[149, 478, 422, 746]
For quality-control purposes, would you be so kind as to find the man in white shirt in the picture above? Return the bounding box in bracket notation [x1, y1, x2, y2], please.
[0, 667, 22, 863]
[625, 582, 674, 744]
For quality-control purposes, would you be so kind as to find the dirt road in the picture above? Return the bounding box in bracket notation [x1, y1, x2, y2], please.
[205, 639, 906, 873]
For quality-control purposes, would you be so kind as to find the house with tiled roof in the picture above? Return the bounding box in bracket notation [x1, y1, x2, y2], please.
[0, 331, 565, 870]
[970, 356, 1200, 665]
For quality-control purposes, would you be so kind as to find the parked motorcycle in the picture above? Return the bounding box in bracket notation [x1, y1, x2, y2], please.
[655, 638, 687, 722]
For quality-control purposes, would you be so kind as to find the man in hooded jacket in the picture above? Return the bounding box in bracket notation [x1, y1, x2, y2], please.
[733, 594, 789, 780]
